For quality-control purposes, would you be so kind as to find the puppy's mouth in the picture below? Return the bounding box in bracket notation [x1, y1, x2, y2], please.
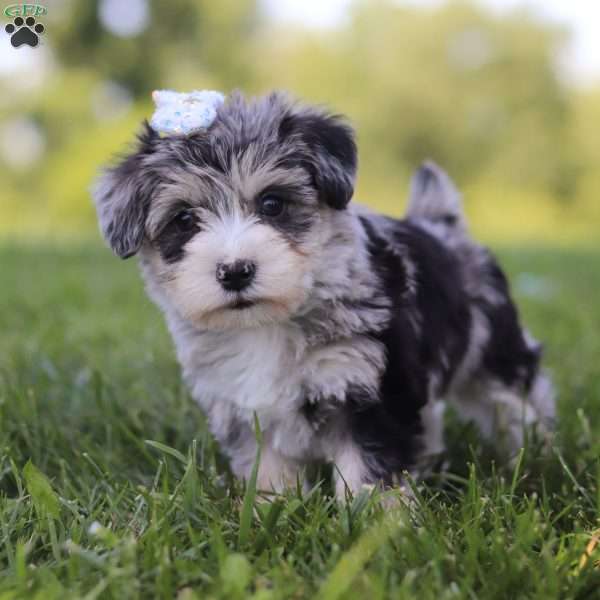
[199, 296, 297, 329]
[228, 298, 256, 310]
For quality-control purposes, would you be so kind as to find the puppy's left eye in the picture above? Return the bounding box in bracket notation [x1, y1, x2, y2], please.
[258, 195, 285, 218]
[172, 208, 196, 232]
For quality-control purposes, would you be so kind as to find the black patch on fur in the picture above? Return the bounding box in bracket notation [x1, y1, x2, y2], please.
[301, 399, 319, 422]
[345, 386, 425, 485]
[254, 184, 317, 242]
[363, 218, 472, 390]
[301, 395, 342, 434]
[346, 217, 473, 482]
[279, 111, 357, 210]
[476, 257, 541, 390]
[154, 217, 201, 264]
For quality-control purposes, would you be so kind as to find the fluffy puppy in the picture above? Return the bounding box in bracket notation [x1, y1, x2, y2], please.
[93, 92, 555, 498]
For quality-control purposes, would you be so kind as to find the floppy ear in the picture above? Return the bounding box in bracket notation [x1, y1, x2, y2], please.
[92, 124, 159, 259]
[279, 109, 357, 210]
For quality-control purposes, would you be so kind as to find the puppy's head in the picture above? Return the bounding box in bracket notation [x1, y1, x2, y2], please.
[93, 92, 357, 330]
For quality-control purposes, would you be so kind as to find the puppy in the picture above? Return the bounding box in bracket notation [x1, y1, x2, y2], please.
[93, 91, 555, 498]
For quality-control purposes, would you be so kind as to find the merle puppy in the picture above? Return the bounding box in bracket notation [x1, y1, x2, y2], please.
[93, 92, 554, 498]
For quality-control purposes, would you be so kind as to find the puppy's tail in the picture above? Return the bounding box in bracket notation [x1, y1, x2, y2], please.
[406, 160, 468, 241]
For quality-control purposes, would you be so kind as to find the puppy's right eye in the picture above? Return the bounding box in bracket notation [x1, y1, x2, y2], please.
[155, 207, 200, 262]
[258, 194, 285, 218]
[171, 208, 196, 232]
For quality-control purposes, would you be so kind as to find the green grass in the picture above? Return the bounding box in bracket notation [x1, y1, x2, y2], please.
[1, 241, 599, 599]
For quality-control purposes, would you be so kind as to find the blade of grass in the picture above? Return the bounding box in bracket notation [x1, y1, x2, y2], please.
[145, 440, 187, 465]
[510, 447, 525, 497]
[238, 413, 262, 547]
[318, 508, 407, 600]
[553, 447, 594, 507]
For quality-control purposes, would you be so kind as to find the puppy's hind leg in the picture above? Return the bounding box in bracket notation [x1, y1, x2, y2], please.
[527, 370, 556, 434]
[451, 374, 555, 459]
[416, 399, 446, 474]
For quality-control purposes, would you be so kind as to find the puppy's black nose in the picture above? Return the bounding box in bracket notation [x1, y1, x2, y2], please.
[216, 260, 256, 292]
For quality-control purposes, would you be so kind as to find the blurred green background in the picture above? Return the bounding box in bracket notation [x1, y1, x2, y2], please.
[1, 0, 599, 245]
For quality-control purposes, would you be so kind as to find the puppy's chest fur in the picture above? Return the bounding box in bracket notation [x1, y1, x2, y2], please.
[170, 320, 385, 458]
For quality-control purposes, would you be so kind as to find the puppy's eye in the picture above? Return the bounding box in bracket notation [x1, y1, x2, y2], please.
[171, 208, 196, 232]
[258, 194, 285, 218]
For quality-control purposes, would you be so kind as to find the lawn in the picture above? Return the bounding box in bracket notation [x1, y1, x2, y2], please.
[0, 241, 599, 599]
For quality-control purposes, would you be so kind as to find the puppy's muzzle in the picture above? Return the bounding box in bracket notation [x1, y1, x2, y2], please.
[216, 260, 256, 292]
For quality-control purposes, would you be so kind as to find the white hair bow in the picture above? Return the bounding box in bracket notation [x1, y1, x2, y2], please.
[150, 90, 225, 135]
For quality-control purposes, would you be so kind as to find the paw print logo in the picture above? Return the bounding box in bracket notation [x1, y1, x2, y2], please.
[5, 16, 45, 48]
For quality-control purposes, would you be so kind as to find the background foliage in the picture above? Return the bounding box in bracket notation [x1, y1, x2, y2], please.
[1, 0, 599, 244]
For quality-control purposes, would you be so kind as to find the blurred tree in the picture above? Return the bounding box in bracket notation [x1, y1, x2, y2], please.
[0, 0, 598, 242]
[256, 0, 580, 201]
[51, 0, 261, 96]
